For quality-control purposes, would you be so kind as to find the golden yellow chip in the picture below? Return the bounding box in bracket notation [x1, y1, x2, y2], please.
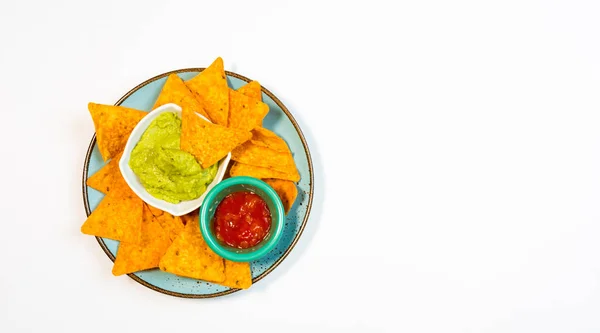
[153, 208, 184, 242]
[263, 179, 298, 214]
[81, 175, 143, 243]
[237, 81, 262, 102]
[152, 73, 210, 119]
[230, 162, 300, 182]
[231, 140, 297, 174]
[185, 57, 229, 126]
[159, 212, 225, 282]
[144, 204, 184, 241]
[228, 88, 269, 131]
[88, 103, 146, 161]
[251, 127, 290, 153]
[180, 210, 198, 225]
[112, 205, 172, 276]
[180, 108, 251, 168]
[86, 152, 122, 194]
[218, 260, 252, 289]
[146, 204, 164, 217]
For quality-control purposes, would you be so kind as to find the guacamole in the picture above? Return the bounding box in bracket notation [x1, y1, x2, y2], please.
[129, 112, 217, 203]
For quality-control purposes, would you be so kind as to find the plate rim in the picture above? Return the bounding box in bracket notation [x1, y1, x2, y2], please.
[82, 68, 314, 298]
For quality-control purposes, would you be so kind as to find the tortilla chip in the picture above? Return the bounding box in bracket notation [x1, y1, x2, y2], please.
[154, 209, 184, 242]
[227, 88, 269, 131]
[180, 108, 251, 168]
[81, 175, 143, 243]
[112, 205, 172, 276]
[185, 57, 229, 126]
[88, 103, 146, 161]
[86, 152, 123, 194]
[231, 140, 297, 174]
[251, 127, 290, 153]
[146, 204, 164, 217]
[263, 179, 298, 214]
[229, 162, 300, 182]
[152, 73, 210, 119]
[180, 210, 198, 226]
[159, 212, 225, 282]
[218, 260, 252, 289]
[144, 204, 184, 240]
[237, 81, 262, 102]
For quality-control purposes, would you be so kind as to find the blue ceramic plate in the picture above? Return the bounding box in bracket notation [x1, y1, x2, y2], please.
[82, 69, 313, 298]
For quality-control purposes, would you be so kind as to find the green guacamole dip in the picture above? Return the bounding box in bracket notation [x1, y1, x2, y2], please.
[129, 112, 217, 203]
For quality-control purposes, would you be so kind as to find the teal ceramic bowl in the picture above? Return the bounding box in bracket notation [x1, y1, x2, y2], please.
[199, 176, 285, 262]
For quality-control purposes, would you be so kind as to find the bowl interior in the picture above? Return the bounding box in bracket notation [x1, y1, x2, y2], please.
[201, 180, 284, 260]
[119, 103, 230, 217]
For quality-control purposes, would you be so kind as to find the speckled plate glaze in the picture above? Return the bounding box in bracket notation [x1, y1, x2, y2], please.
[82, 69, 313, 298]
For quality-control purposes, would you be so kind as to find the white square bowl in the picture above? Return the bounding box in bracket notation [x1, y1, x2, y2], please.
[119, 103, 231, 216]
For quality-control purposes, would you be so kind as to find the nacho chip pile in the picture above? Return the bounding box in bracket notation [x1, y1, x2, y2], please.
[81, 57, 301, 289]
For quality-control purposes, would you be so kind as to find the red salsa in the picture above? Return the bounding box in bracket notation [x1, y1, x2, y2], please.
[213, 191, 271, 249]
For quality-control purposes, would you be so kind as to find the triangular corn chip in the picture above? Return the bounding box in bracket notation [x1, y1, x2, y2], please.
[153, 208, 184, 242]
[158, 212, 225, 282]
[180, 108, 251, 168]
[251, 127, 290, 153]
[228, 88, 269, 131]
[231, 140, 297, 174]
[86, 152, 123, 194]
[180, 210, 198, 226]
[88, 103, 146, 161]
[81, 175, 143, 243]
[153, 73, 210, 119]
[218, 260, 252, 289]
[262, 178, 298, 214]
[185, 57, 229, 126]
[230, 162, 300, 182]
[112, 205, 172, 276]
[144, 203, 184, 241]
[146, 204, 164, 217]
[237, 81, 262, 102]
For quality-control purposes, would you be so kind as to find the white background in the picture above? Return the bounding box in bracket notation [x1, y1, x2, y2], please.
[1, 0, 600, 332]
